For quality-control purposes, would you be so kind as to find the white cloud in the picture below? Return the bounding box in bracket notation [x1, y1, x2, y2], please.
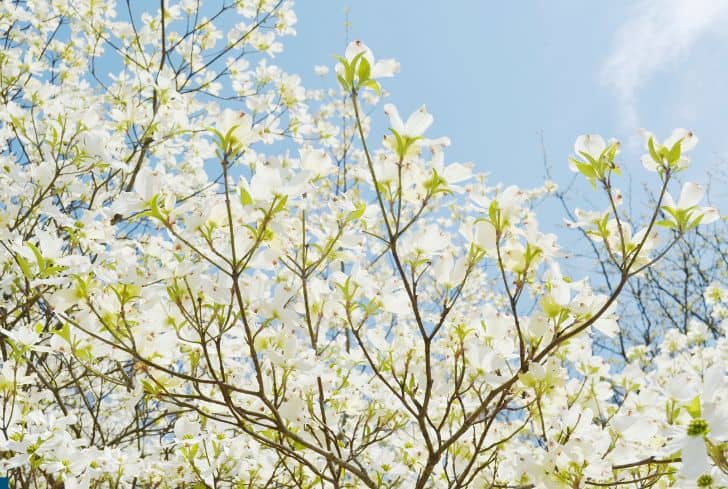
[602, 0, 728, 128]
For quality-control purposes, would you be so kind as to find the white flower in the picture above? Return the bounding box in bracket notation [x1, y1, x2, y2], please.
[279, 390, 306, 424]
[431, 152, 472, 191]
[680, 434, 712, 480]
[662, 182, 720, 226]
[299, 146, 333, 176]
[473, 220, 497, 251]
[569, 134, 619, 174]
[0, 361, 34, 390]
[662, 365, 728, 481]
[174, 416, 201, 442]
[639, 128, 698, 171]
[573, 134, 606, 161]
[700, 365, 728, 443]
[383, 104, 433, 138]
[344, 40, 399, 78]
[219, 108, 256, 148]
[666, 182, 705, 210]
[660, 128, 698, 152]
[248, 166, 284, 202]
[80, 129, 109, 159]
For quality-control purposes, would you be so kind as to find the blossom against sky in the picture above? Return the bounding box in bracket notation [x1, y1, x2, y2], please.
[281, 1, 728, 202]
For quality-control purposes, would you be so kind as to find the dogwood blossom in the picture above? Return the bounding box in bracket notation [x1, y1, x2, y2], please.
[344, 40, 400, 78]
[661, 182, 720, 229]
[639, 128, 699, 172]
[0, 1, 725, 488]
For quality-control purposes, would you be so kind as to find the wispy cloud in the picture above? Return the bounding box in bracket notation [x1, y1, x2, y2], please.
[602, 0, 728, 129]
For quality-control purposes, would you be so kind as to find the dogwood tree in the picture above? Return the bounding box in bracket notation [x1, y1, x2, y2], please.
[0, 1, 726, 488]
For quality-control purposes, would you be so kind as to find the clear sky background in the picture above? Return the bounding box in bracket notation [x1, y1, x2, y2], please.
[277, 1, 728, 221]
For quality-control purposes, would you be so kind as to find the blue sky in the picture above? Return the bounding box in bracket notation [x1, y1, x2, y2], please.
[279, 1, 728, 213]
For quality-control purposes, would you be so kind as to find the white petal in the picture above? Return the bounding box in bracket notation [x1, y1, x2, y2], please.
[702, 365, 725, 404]
[632, 227, 659, 252]
[430, 150, 445, 171]
[220, 108, 237, 132]
[637, 128, 655, 145]
[450, 256, 468, 285]
[607, 137, 621, 155]
[371, 59, 399, 78]
[383, 104, 405, 134]
[279, 395, 306, 422]
[666, 373, 697, 400]
[300, 147, 333, 175]
[662, 192, 676, 210]
[174, 417, 200, 440]
[682, 133, 698, 152]
[641, 154, 658, 172]
[442, 162, 471, 183]
[474, 221, 497, 251]
[551, 281, 571, 306]
[574, 134, 606, 159]
[250, 166, 282, 201]
[433, 254, 454, 285]
[678, 182, 705, 209]
[666, 128, 698, 152]
[136, 167, 162, 202]
[618, 416, 657, 442]
[425, 136, 451, 152]
[404, 105, 433, 137]
[680, 436, 711, 479]
[699, 207, 720, 224]
[232, 113, 254, 146]
[344, 40, 373, 64]
[594, 317, 619, 338]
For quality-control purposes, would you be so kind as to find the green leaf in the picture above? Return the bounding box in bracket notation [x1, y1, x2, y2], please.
[209, 127, 225, 146]
[225, 124, 240, 144]
[347, 202, 366, 222]
[273, 194, 288, 214]
[336, 74, 350, 91]
[40, 265, 66, 278]
[357, 56, 371, 83]
[75, 345, 94, 363]
[660, 206, 679, 219]
[239, 187, 253, 206]
[570, 159, 598, 189]
[648, 137, 661, 165]
[54, 323, 71, 343]
[605, 142, 620, 162]
[389, 128, 406, 158]
[15, 254, 33, 279]
[26, 242, 45, 271]
[401, 136, 422, 157]
[360, 79, 381, 96]
[667, 140, 682, 167]
[148, 194, 163, 220]
[578, 151, 598, 167]
[347, 52, 365, 86]
[685, 395, 701, 418]
[655, 219, 677, 229]
[687, 213, 704, 230]
[424, 169, 449, 195]
[572, 160, 596, 179]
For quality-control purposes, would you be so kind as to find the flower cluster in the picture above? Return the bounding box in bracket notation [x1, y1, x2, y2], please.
[0, 1, 724, 488]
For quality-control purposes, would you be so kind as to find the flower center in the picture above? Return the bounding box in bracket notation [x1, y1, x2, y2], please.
[688, 418, 709, 437]
[697, 474, 713, 488]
